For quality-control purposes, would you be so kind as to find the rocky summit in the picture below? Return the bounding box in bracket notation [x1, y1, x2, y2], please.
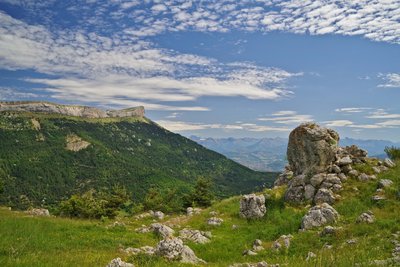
[0, 101, 145, 118]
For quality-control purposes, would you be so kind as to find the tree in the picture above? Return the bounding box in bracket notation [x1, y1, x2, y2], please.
[187, 177, 215, 208]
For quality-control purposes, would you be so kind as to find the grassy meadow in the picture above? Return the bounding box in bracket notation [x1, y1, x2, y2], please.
[0, 159, 399, 267]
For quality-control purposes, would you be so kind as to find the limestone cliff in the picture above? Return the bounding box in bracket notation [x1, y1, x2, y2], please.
[0, 101, 145, 118]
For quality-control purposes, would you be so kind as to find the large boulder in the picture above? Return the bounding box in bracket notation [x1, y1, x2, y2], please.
[301, 203, 339, 230]
[287, 123, 339, 175]
[239, 194, 266, 219]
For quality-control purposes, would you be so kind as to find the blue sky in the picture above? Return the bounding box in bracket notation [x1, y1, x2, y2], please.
[0, 0, 399, 141]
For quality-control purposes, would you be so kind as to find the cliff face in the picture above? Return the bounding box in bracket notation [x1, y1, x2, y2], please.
[0, 101, 145, 118]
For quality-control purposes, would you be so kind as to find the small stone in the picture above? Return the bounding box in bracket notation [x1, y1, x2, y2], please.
[356, 212, 375, 224]
[301, 203, 339, 230]
[306, 251, 317, 261]
[207, 217, 223, 226]
[346, 239, 357, 245]
[150, 223, 175, 238]
[179, 229, 211, 244]
[106, 258, 134, 267]
[26, 208, 50, 216]
[338, 173, 347, 182]
[372, 167, 381, 174]
[331, 165, 341, 173]
[314, 188, 336, 205]
[348, 170, 359, 177]
[321, 226, 337, 236]
[232, 224, 239, 230]
[153, 211, 165, 220]
[372, 195, 386, 201]
[338, 156, 352, 166]
[383, 158, 395, 168]
[243, 250, 258, 256]
[378, 179, 393, 188]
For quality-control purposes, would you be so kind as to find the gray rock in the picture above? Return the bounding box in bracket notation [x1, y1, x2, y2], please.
[306, 252, 317, 261]
[181, 245, 206, 264]
[301, 203, 339, 230]
[153, 211, 165, 220]
[207, 217, 223, 226]
[338, 173, 347, 182]
[26, 208, 50, 216]
[243, 249, 258, 256]
[325, 174, 342, 184]
[252, 239, 264, 251]
[274, 170, 294, 186]
[372, 195, 386, 201]
[338, 156, 352, 166]
[378, 179, 393, 188]
[273, 234, 293, 250]
[320, 226, 338, 236]
[186, 207, 202, 216]
[384, 158, 396, 168]
[150, 223, 175, 238]
[240, 194, 266, 219]
[287, 123, 339, 175]
[179, 229, 211, 244]
[331, 165, 341, 173]
[348, 170, 359, 177]
[155, 238, 184, 260]
[284, 185, 305, 203]
[341, 164, 353, 173]
[310, 173, 326, 187]
[304, 184, 316, 201]
[372, 166, 381, 174]
[106, 258, 134, 267]
[314, 188, 336, 205]
[356, 212, 375, 224]
[358, 173, 376, 182]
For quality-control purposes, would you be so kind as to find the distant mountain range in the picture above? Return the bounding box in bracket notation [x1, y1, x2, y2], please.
[190, 136, 400, 172]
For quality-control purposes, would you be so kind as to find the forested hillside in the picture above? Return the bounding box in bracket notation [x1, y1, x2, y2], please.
[0, 111, 275, 209]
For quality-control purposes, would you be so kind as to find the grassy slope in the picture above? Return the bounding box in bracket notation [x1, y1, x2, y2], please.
[1, 160, 399, 266]
[0, 112, 275, 209]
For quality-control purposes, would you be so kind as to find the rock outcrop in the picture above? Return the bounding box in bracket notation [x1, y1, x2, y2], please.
[239, 194, 266, 219]
[179, 229, 211, 244]
[0, 101, 144, 118]
[301, 203, 339, 230]
[65, 134, 91, 152]
[287, 123, 339, 175]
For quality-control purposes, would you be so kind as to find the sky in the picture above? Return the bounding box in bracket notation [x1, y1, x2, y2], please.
[0, 0, 399, 141]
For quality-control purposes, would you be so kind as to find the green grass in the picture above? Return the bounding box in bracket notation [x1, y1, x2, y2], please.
[0, 160, 399, 266]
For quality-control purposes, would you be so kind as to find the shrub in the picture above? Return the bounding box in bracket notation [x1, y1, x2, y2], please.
[59, 186, 130, 219]
[143, 186, 184, 213]
[384, 146, 400, 160]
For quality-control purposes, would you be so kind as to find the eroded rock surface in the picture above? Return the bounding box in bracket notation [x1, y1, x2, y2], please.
[239, 194, 266, 219]
[301, 203, 339, 230]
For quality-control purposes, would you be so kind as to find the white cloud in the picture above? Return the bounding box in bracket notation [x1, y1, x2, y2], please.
[0, 87, 39, 100]
[335, 107, 373, 113]
[378, 73, 400, 88]
[324, 120, 354, 127]
[155, 120, 290, 132]
[366, 109, 400, 119]
[258, 111, 313, 124]
[0, 12, 300, 110]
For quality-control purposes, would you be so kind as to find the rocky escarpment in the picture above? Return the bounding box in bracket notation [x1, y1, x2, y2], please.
[0, 101, 145, 118]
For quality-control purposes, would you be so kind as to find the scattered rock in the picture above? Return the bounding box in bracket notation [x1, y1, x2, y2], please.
[150, 223, 175, 238]
[124, 246, 155, 255]
[314, 188, 336, 205]
[331, 164, 341, 173]
[272, 234, 293, 250]
[106, 258, 134, 267]
[135, 225, 151, 233]
[155, 238, 184, 260]
[383, 158, 396, 168]
[372, 195, 386, 201]
[26, 208, 50, 216]
[186, 207, 201, 216]
[181, 245, 207, 264]
[240, 194, 266, 219]
[301, 203, 339, 230]
[243, 249, 258, 256]
[358, 173, 376, 182]
[232, 224, 239, 230]
[252, 239, 264, 251]
[338, 173, 347, 182]
[348, 170, 359, 177]
[378, 179, 394, 188]
[346, 239, 357, 245]
[306, 252, 316, 261]
[209, 211, 218, 216]
[152, 211, 165, 220]
[356, 211, 375, 224]
[338, 156, 352, 166]
[287, 123, 339, 175]
[107, 221, 125, 229]
[179, 229, 211, 244]
[372, 167, 381, 174]
[320, 226, 340, 236]
[207, 217, 223, 226]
